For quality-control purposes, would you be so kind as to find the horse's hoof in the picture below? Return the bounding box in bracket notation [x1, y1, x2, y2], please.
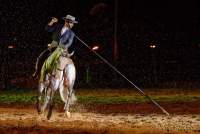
[64, 111, 71, 118]
[38, 111, 42, 115]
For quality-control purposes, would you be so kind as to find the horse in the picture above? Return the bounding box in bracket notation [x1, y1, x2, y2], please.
[36, 51, 76, 120]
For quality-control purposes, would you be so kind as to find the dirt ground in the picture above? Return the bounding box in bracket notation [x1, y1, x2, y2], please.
[0, 102, 200, 134]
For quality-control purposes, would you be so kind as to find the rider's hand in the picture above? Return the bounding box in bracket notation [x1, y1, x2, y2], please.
[47, 44, 52, 50]
[48, 43, 57, 50]
[48, 17, 58, 26]
[51, 17, 58, 23]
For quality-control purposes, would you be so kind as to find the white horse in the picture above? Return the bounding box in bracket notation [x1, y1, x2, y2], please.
[36, 55, 76, 120]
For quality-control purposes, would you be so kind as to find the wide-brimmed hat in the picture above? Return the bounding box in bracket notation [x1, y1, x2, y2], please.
[62, 15, 78, 24]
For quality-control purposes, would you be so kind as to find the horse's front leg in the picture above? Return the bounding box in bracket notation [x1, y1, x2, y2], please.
[59, 82, 71, 118]
[64, 64, 76, 118]
[63, 82, 76, 118]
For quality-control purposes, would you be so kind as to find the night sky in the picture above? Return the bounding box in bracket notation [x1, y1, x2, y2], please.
[0, 0, 200, 88]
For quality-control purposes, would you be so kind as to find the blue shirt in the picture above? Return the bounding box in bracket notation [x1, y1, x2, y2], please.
[45, 24, 75, 49]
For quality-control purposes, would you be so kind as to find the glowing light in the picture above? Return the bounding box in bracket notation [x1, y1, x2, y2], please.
[92, 45, 99, 50]
[47, 44, 51, 47]
[8, 45, 15, 49]
[150, 45, 156, 48]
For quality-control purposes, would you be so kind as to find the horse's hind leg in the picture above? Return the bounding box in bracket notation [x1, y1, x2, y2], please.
[47, 88, 56, 120]
[37, 75, 50, 114]
[40, 87, 50, 113]
[36, 82, 46, 114]
[46, 78, 60, 120]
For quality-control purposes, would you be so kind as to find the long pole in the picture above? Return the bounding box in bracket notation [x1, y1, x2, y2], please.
[113, 0, 118, 61]
[75, 35, 169, 116]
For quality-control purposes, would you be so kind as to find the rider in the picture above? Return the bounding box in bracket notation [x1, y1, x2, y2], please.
[39, 14, 78, 85]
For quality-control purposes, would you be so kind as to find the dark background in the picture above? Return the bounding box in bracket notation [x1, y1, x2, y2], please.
[0, 0, 200, 89]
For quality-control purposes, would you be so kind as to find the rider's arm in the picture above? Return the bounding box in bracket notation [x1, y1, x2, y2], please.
[45, 17, 59, 32]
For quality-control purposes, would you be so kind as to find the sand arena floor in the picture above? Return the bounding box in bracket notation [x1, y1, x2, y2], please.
[0, 106, 199, 134]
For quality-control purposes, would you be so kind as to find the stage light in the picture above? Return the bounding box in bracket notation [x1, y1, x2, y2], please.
[8, 45, 15, 49]
[150, 45, 156, 48]
[92, 45, 99, 50]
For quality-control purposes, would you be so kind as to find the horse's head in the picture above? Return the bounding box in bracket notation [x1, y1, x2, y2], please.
[62, 49, 74, 58]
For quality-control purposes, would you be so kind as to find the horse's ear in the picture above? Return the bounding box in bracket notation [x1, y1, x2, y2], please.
[68, 51, 74, 57]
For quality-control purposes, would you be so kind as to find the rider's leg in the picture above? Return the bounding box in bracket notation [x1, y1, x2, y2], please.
[39, 47, 63, 83]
